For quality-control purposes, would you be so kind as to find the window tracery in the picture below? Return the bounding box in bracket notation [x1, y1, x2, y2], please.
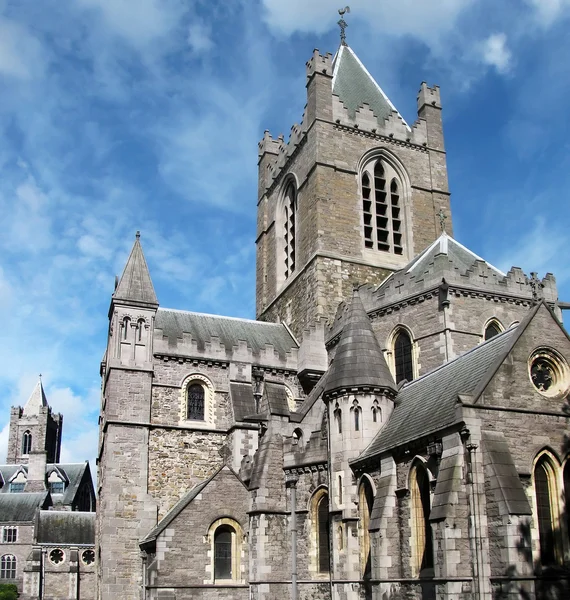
[361, 158, 404, 255]
[0, 555, 16, 579]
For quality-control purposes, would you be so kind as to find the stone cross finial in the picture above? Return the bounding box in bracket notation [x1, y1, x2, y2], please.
[437, 208, 447, 232]
[136, 230, 140, 240]
[338, 6, 350, 46]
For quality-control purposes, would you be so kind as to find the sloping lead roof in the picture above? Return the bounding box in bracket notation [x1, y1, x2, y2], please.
[324, 289, 396, 397]
[404, 232, 506, 278]
[230, 382, 256, 422]
[332, 44, 409, 128]
[113, 235, 158, 306]
[23, 379, 48, 414]
[155, 309, 298, 358]
[358, 325, 521, 459]
[37, 511, 96, 545]
[0, 492, 51, 522]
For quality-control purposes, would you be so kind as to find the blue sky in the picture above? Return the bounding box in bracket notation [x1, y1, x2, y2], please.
[1, 0, 570, 470]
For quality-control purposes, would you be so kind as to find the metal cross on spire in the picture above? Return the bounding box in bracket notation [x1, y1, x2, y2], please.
[437, 208, 448, 233]
[338, 6, 350, 46]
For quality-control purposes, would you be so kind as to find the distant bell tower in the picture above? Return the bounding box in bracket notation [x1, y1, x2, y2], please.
[7, 379, 62, 464]
[256, 25, 451, 340]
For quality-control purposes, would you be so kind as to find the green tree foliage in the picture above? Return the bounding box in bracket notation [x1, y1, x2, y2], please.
[0, 583, 19, 600]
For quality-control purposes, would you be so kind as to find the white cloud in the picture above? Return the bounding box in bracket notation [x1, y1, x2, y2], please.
[188, 21, 214, 55]
[262, 0, 474, 44]
[481, 33, 512, 74]
[0, 17, 45, 80]
[0, 423, 9, 463]
[526, 0, 570, 26]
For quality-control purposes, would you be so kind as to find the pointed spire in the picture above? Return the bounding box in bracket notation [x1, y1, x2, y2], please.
[323, 288, 396, 398]
[23, 378, 48, 415]
[113, 232, 158, 308]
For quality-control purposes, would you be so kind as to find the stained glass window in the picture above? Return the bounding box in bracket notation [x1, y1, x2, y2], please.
[187, 383, 205, 421]
[317, 494, 330, 573]
[394, 331, 413, 384]
[214, 526, 233, 580]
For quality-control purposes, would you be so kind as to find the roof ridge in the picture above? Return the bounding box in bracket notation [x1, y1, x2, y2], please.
[158, 307, 285, 327]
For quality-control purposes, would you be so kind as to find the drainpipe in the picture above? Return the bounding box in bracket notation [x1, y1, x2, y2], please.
[286, 472, 299, 600]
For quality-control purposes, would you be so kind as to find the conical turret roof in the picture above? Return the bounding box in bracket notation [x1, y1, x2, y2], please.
[113, 232, 158, 308]
[23, 379, 48, 415]
[323, 288, 396, 398]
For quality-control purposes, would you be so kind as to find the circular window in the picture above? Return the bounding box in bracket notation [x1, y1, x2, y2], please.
[82, 549, 95, 565]
[49, 548, 65, 565]
[529, 349, 569, 397]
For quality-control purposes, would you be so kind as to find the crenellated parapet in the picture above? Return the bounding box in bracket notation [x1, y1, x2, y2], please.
[306, 49, 333, 81]
[417, 82, 441, 110]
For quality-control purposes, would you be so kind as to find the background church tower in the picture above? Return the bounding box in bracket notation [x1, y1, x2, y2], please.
[256, 33, 451, 340]
[6, 379, 62, 465]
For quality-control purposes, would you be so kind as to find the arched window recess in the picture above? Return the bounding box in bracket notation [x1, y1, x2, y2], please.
[180, 374, 214, 425]
[484, 318, 503, 341]
[22, 430, 32, 455]
[360, 153, 409, 258]
[310, 487, 330, 575]
[276, 178, 298, 286]
[388, 326, 415, 385]
[206, 517, 244, 583]
[358, 476, 375, 578]
[410, 460, 434, 576]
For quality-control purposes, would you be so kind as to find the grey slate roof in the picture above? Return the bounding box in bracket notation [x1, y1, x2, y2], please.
[482, 431, 532, 516]
[358, 325, 522, 460]
[0, 492, 51, 522]
[155, 309, 298, 358]
[37, 510, 96, 545]
[430, 451, 462, 522]
[323, 289, 396, 397]
[259, 381, 290, 417]
[0, 463, 92, 509]
[332, 44, 406, 126]
[403, 232, 505, 279]
[230, 382, 256, 422]
[113, 234, 158, 307]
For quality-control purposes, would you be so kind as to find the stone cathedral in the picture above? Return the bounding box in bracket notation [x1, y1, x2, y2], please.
[97, 36, 570, 600]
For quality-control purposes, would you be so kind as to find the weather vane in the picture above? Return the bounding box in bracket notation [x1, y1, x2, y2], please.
[437, 208, 447, 232]
[338, 6, 350, 46]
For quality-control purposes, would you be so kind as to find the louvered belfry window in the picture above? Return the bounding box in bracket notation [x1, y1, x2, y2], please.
[362, 159, 403, 255]
[284, 182, 296, 279]
[187, 383, 205, 421]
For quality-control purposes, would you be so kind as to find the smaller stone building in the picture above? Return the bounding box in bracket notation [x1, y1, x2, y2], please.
[0, 381, 96, 599]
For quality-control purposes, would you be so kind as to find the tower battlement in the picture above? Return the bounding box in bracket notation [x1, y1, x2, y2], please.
[306, 49, 333, 81]
[417, 82, 442, 110]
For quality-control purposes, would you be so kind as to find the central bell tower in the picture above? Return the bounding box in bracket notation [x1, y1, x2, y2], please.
[256, 41, 451, 341]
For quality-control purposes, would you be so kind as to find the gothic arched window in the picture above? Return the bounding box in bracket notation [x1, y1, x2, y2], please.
[22, 430, 32, 455]
[314, 491, 330, 573]
[534, 455, 559, 565]
[394, 330, 414, 384]
[283, 181, 297, 280]
[484, 319, 503, 340]
[359, 478, 374, 578]
[361, 159, 403, 255]
[0, 554, 16, 579]
[214, 525, 234, 580]
[411, 462, 433, 576]
[187, 383, 205, 421]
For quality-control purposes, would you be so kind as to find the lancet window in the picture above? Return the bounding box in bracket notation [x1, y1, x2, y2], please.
[394, 330, 414, 384]
[283, 182, 296, 280]
[410, 461, 433, 575]
[22, 430, 32, 455]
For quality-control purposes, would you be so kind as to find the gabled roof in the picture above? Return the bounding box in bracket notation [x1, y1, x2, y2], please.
[23, 379, 48, 415]
[332, 44, 409, 128]
[37, 510, 96, 545]
[324, 289, 396, 398]
[404, 232, 505, 279]
[155, 309, 298, 358]
[259, 381, 290, 417]
[357, 320, 527, 460]
[0, 492, 51, 522]
[140, 466, 245, 546]
[113, 233, 158, 307]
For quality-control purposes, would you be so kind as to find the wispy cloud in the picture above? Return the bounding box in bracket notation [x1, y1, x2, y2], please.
[481, 33, 512, 74]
